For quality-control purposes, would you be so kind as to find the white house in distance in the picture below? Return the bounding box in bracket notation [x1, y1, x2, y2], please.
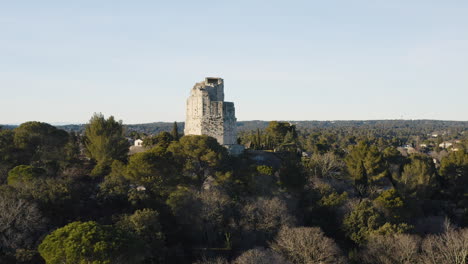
[439, 141, 453, 149]
[134, 139, 143, 147]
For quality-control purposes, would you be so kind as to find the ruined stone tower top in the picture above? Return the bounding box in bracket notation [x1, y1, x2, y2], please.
[184, 77, 237, 146]
[192, 77, 225, 102]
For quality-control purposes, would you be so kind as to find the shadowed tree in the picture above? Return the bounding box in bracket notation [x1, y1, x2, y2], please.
[239, 197, 295, 248]
[117, 209, 165, 263]
[171, 122, 180, 141]
[439, 149, 468, 202]
[0, 187, 47, 260]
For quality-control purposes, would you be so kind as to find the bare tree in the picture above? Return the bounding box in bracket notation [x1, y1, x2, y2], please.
[0, 188, 47, 252]
[307, 152, 344, 179]
[233, 247, 291, 264]
[240, 197, 295, 247]
[420, 224, 468, 264]
[271, 226, 347, 264]
[361, 234, 421, 264]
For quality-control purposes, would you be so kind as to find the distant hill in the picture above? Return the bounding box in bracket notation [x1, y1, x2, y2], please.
[2, 120, 468, 135]
[0, 125, 18, 130]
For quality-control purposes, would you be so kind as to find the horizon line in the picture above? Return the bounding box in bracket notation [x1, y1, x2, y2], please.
[2, 118, 468, 126]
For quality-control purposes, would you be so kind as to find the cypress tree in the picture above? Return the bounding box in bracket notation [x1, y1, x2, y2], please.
[171, 122, 180, 141]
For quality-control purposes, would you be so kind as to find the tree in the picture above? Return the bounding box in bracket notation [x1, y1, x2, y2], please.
[265, 121, 297, 149]
[0, 187, 47, 258]
[420, 224, 468, 264]
[143, 132, 174, 149]
[306, 152, 344, 179]
[167, 135, 227, 185]
[97, 161, 131, 215]
[83, 113, 129, 176]
[398, 154, 437, 199]
[343, 200, 384, 245]
[116, 209, 165, 263]
[278, 152, 306, 191]
[166, 187, 235, 248]
[13, 121, 69, 168]
[166, 187, 201, 240]
[240, 197, 295, 248]
[345, 141, 386, 185]
[343, 199, 410, 245]
[0, 130, 19, 183]
[38, 221, 143, 264]
[271, 226, 346, 264]
[15, 177, 75, 226]
[361, 234, 421, 264]
[125, 146, 177, 193]
[171, 122, 180, 141]
[374, 189, 405, 221]
[7, 165, 46, 186]
[233, 247, 290, 264]
[439, 149, 468, 201]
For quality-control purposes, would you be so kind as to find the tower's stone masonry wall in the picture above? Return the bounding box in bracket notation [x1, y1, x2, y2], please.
[185, 77, 238, 146]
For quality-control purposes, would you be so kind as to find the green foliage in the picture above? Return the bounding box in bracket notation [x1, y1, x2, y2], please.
[1, 118, 467, 263]
[345, 141, 386, 185]
[0, 130, 20, 182]
[343, 200, 385, 245]
[143, 131, 174, 148]
[439, 149, 468, 201]
[125, 146, 177, 193]
[38, 221, 143, 264]
[7, 165, 46, 185]
[13, 122, 69, 168]
[265, 121, 297, 149]
[256, 165, 274, 176]
[382, 146, 404, 164]
[117, 209, 165, 263]
[373, 222, 412, 236]
[166, 186, 194, 217]
[97, 161, 131, 213]
[398, 154, 437, 199]
[83, 113, 129, 176]
[171, 122, 180, 141]
[319, 191, 348, 207]
[167, 135, 227, 185]
[374, 189, 404, 209]
[14, 177, 77, 226]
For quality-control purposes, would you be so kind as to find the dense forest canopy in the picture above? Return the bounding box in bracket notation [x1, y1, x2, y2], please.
[0, 116, 467, 263]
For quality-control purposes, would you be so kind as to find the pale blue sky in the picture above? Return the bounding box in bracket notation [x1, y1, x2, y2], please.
[1, 0, 467, 124]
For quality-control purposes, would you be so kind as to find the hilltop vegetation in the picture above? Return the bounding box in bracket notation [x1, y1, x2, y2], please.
[0, 115, 467, 263]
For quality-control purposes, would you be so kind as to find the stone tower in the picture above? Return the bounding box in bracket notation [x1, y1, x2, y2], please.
[184, 77, 238, 146]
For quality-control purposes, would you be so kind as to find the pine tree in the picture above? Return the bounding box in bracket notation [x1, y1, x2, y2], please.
[84, 113, 129, 176]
